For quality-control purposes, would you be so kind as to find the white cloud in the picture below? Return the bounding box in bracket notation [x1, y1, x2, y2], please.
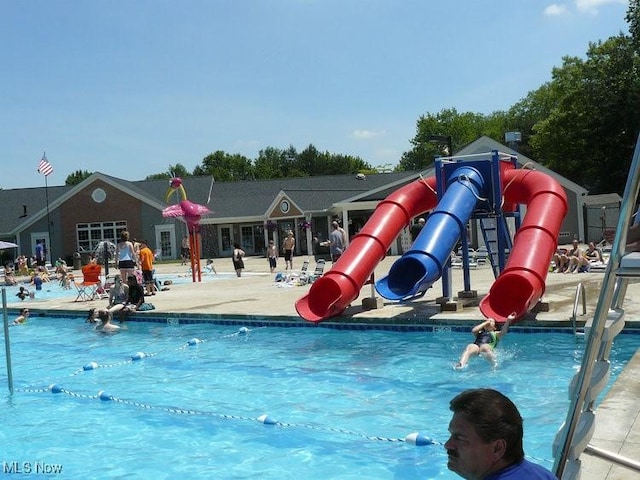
[575, 0, 627, 15]
[543, 0, 626, 17]
[544, 3, 569, 16]
[351, 129, 385, 140]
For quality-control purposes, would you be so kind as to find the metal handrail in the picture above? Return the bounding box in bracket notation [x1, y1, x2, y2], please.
[553, 133, 640, 478]
[584, 444, 640, 473]
[570, 282, 587, 336]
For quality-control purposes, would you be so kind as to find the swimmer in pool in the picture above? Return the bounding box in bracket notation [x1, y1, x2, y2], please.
[15, 286, 30, 301]
[87, 305, 126, 332]
[94, 306, 123, 333]
[13, 308, 29, 325]
[455, 313, 515, 369]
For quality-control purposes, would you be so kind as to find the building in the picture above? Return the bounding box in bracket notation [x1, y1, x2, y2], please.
[0, 138, 590, 267]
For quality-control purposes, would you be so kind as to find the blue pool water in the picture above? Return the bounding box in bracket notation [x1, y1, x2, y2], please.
[0, 319, 637, 479]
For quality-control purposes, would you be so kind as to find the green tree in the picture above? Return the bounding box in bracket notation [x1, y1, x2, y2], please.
[146, 163, 191, 180]
[292, 144, 371, 176]
[254, 146, 301, 179]
[193, 151, 254, 181]
[399, 108, 495, 170]
[505, 83, 560, 158]
[65, 169, 92, 186]
[627, 0, 640, 50]
[529, 34, 640, 194]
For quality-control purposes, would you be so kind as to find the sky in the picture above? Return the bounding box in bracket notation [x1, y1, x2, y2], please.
[0, 0, 631, 189]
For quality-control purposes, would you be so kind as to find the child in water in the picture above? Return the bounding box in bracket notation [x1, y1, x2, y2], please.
[15, 286, 30, 301]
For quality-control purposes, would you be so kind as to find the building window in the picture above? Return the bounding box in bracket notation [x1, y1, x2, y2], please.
[240, 225, 254, 253]
[76, 221, 128, 252]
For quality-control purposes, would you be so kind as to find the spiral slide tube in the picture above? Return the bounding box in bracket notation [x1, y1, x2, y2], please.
[479, 168, 568, 322]
[296, 165, 567, 323]
[376, 166, 485, 300]
[295, 176, 438, 322]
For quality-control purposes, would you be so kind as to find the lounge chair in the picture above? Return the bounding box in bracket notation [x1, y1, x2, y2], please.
[475, 246, 489, 266]
[450, 250, 477, 269]
[285, 260, 310, 283]
[74, 263, 103, 302]
[301, 259, 326, 284]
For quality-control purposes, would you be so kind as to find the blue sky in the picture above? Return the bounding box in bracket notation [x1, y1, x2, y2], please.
[0, 0, 630, 189]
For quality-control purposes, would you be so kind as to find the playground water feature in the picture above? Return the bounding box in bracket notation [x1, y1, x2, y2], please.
[1, 318, 637, 479]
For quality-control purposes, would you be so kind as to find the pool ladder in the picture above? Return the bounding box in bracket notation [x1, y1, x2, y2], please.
[553, 135, 640, 478]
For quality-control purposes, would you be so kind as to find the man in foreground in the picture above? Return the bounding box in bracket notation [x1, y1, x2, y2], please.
[445, 388, 556, 479]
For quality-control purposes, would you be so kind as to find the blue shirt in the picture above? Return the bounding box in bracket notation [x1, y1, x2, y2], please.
[485, 459, 556, 479]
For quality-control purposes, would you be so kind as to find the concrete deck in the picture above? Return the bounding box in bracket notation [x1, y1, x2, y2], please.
[6, 255, 640, 479]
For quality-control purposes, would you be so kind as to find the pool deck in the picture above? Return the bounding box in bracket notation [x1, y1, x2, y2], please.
[5, 255, 640, 479]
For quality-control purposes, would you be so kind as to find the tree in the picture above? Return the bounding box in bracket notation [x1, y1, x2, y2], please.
[193, 151, 254, 181]
[529, 34, 640, 194]
[505, 83, 560, 159]
[254, 146, 300, 179]
[627, 0, 640, 50]
[65, 170, 92, 186]
[399, 108, 498, 171]
[146, 163, 191, 180]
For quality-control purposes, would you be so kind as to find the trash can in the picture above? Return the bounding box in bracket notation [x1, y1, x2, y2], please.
[73, 252, 82, 270]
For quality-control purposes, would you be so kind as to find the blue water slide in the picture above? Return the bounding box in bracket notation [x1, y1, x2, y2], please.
[375, 166, 485, 300]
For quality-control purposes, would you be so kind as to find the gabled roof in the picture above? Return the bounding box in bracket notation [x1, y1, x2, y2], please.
[0, 184, 70, 235]
[583, 193, 622, 206]
[456, 136, 589, 196]
[0, 170, 425, 234]
[142, 171, 423, 220]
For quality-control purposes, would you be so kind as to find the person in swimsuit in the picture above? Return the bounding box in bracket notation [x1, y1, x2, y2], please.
[13, 308, 29, 325]
[107, 274, 129, 308]
[266, 240, 278, 274]
[455, 313, 515, 369]
[281, 231, 295, 270]
[565, 239, 584, 273]
[116, 230, 138, 281]
[232, 243, 245, 277]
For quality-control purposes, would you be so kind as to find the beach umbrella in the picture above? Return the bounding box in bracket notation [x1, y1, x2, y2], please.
[0, 241, 18, 249]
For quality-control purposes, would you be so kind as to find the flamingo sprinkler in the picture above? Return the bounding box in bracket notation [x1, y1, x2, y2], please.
[162, 177, 211, 282]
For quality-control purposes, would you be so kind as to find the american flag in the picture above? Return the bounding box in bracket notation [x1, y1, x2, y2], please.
[37, 153, 53, 176]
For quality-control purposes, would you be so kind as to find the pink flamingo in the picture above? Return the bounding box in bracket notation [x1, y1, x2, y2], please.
[162, 177, 211, 282]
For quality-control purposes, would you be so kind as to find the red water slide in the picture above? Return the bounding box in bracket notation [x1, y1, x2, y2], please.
[296, 167, 567, 323]
[479, 168, 567, 322]
[295, 176, 438, 322]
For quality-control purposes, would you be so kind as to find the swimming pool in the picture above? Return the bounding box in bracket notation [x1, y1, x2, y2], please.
[1, 319, 637, 479]
[2, 271, 242, 304]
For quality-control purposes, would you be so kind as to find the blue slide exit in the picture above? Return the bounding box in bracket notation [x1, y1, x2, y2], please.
[375, 166, 485, 301]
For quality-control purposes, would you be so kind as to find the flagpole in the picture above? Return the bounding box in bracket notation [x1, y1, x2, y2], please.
[44, 173, 52, 264]
[38, 152, 54, 264]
